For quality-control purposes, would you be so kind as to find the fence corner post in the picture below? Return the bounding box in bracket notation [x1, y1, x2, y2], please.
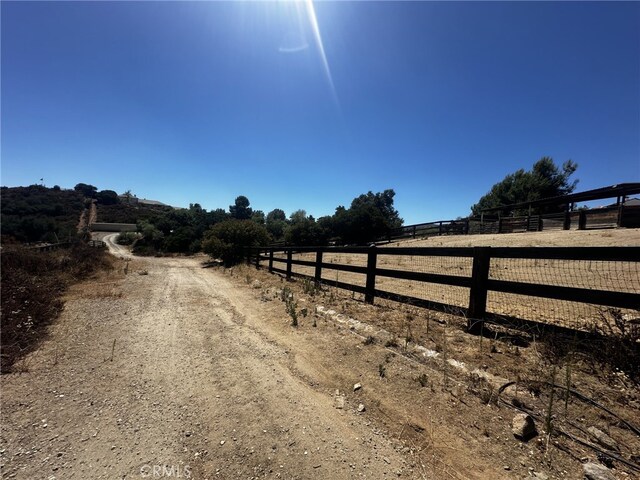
[268, 249, 274, 273]
[365, 244, 377, 304]
[468, 246, 491, 334]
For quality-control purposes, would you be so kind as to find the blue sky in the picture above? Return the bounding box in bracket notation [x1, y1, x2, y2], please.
[2, 1, 639, 223]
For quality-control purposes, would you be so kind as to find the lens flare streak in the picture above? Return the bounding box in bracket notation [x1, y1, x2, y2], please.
[304, 0, 340, 109]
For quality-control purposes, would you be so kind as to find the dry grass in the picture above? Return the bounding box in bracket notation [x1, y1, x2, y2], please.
[0, 243, 115, 372]
[272, 229, 640, 331]
[234, 257, 640, 479]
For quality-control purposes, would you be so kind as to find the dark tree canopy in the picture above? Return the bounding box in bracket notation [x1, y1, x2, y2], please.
[229, 195, 253, 220]
[201, 219, 270, 266]
[266, 208, 286, 223]
[96, 190, 119, 205]
[471, 157, 578, 216]
[74, 183, 98, 198]
[333, 189, 403, 244]
[284, 210, 328, 246]
[251, 210, 265, 225]
[265, 208, 287, 240]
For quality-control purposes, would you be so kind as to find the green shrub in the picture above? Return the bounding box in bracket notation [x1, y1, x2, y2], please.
[116, 232, 137, 245]
[201, 219, 270, 266]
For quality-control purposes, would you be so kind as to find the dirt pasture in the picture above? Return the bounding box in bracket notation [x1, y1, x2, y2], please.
[270, 229, 640, 332]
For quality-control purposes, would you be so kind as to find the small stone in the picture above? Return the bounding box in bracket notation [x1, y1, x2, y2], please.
[533, 472, 549, 480]
[503, 465, 510, 470]
[587, 427, 619, 452]
[512, 413, 536, 440]
[383, 457, 390, 464]
[583, 462, 615, 480]
[357, 404, 366, 413]
[353, 383, 362, 392]
[220, 440, 225, 446]
[334, 396, 345, 409]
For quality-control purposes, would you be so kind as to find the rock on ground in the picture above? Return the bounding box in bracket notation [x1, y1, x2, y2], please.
[587, 426, 619, 451]
[512, 413, 537, 440]
[583, 462, 615, 480]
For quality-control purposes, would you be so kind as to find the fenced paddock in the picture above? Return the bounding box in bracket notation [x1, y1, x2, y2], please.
[252, 246, 640, 336]
[377, 183, 640, 244]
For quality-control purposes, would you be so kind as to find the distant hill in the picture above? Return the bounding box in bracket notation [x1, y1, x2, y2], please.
[96, 202, 173, 224]
[1, 185, 85, 243]
[0, 185, 175, 243]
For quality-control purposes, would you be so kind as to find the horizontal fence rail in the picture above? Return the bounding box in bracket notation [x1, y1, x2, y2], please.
[382, 206, 640, 243]
[28, 242, 72, 252]
[251, 245, 640, 337]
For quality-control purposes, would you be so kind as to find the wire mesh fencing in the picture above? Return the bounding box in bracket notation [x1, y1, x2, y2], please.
[256, 246, 640, 335]
[487, 256, 640, 331]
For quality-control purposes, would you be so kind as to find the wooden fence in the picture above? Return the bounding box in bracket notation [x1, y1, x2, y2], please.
[251, 246, 640, 337]
[29, 240, 105, 251]
[88, 240, 106, 248]
[28, 242, 72, 252]
[384, 206, 640, 243]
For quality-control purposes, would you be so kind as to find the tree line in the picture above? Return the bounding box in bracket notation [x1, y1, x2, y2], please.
[1, 157, 580, 264]
[130, 190, 403, 264]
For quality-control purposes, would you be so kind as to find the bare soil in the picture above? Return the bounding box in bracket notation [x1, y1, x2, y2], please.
[2, 230, 638, 480]
[284, 229, 640, 331]
[388, 228, 640, 248]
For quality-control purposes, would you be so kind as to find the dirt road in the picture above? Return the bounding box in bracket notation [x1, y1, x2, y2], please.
[101, 233, 133, 258]
[5, 232, 636, 479]
[1, 254, 419, 479]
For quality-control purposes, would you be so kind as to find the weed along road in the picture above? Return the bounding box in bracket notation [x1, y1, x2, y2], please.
[1, 253, 431, 480]
[4, 239, 635, 480]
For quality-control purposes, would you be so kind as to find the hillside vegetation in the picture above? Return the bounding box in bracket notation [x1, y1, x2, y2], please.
[96, 203, 172, 224]
[1, 185, 85, 243]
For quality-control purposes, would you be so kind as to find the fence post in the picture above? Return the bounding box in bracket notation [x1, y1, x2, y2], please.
[617, 200, 625, 227]
[412, 225, 416, 238]
[314, 250, 323, 284]
[538, 215, 543, 231]
[364, 245, 377, 304]
[578, 211, 587, 230]
[465, 219, 470, 235]
[268, 249, 274, 273]
[286, 249, 292, 280]
[498, 218, 503, 234]
[563, 208, 571, 230]
[467, 247, 491, 334]
[438, 221, 443, 235]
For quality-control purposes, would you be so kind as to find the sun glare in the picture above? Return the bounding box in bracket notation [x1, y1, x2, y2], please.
[303, 0, 338, 106]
